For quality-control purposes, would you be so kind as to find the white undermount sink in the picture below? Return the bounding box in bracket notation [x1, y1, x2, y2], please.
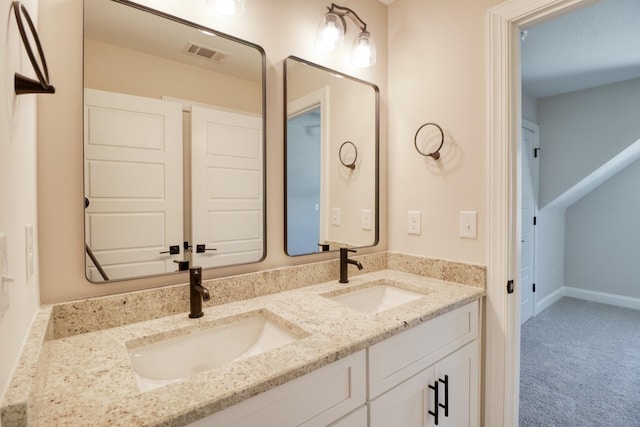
[325, 282, 428, 314]
[127, 312, 303, 392]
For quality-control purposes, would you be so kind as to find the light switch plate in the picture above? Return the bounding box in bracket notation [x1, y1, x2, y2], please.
[408, 211, 421, 235]
[332, 208, 341, 226]
[459, 211, 478, 239]
[361, 209, 372, 230]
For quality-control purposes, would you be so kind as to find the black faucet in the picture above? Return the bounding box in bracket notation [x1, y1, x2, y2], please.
[339, 248, 364, 283]
[188, 266, 210, 318]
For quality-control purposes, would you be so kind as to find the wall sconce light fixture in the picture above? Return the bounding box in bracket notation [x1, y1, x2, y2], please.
[206, 0, 245, 15]
[315, 3, 376, 68]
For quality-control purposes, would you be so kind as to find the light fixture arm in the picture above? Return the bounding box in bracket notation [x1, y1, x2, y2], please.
[328, 3, 368, 33]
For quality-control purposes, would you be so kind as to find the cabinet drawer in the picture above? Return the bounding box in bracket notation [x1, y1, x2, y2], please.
[189, 350, 366, 427]
[368, 301, 478, 398]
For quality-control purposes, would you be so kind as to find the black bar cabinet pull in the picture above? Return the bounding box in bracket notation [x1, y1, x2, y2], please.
[428, 380, 439, 425]
[439, 375, 449, 417]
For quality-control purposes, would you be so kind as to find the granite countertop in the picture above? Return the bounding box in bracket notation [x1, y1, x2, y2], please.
[3, 269, 484, 426]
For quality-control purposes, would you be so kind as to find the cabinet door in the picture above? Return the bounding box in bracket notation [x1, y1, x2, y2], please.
[433, 341, 479, 427]
[370, 340, 479, 427]
[369, 367, 435, 427]
[368, 301, 478, 399]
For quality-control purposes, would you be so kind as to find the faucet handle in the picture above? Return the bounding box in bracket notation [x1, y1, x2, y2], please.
[189, 266, 202, 285]
[173, 259, 190, 271]
[341, 247, 357, 254]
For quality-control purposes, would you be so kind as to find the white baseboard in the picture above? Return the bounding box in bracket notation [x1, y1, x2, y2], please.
[564, 286, 640, 310]
[535, 286, 640, 313]
[535, 287, 565, 315]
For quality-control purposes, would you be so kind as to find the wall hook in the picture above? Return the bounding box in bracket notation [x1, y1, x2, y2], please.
[414, 122, 444, 160]
[12, 1, 55, 95]
[339, 140, 358, 169]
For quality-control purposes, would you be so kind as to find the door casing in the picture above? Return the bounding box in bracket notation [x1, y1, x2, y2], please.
[486, 0, 599, 425]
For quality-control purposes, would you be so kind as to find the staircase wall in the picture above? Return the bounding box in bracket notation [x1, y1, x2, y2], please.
[538, 77, 640, 208]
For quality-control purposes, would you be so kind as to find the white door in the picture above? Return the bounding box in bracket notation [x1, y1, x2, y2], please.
[520, 121, 539, 324]
[191, 106, 263, 268]
[84, 89, 183, 281]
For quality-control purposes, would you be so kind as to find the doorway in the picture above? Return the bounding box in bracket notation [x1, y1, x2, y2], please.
[286, 106, 322, 255]
[285, 86, 330, 256]
[486, 0, 602, 425]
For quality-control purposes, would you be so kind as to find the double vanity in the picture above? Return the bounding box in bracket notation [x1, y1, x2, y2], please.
[3, 1, 486, 425]
[1, 264, 483, 426]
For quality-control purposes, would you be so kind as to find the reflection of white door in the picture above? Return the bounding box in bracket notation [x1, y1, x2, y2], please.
[191, 106, 263, 268]
[84, 89, 183, 281]
[520, 121, 539, 324]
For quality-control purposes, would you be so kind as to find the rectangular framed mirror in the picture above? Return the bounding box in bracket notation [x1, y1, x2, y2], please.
[284, 56, 379, 256]
[83, 0, 266, 283]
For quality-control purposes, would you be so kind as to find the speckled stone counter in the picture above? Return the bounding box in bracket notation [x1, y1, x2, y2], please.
[1, 269, 484, 426]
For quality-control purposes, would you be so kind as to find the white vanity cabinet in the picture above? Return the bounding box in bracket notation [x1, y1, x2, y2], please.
[369, 341, 478, 427]
[368, 301, 479, 427]
[187, 350, 366, 427]
[187, 301, 479, 427]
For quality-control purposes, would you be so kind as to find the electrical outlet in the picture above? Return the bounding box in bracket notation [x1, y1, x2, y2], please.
[26, 224, 34, 280]
[459, 211, 478, 239]
[361, 209, 372, 230]
[408, 211, 421, 235]
[332, 208, 341, 226]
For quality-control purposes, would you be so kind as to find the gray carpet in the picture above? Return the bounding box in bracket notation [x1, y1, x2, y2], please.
[519, 297, 640, 427]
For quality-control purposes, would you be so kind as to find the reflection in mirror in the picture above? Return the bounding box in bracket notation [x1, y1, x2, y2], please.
[284, 56, 379, 256]
[84, 0, 265, 283]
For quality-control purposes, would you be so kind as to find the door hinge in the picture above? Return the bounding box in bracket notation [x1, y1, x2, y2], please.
[533, 216, 537, 226]
[507, 280, 514, 294]
[533, 283, 536, 293]
[534, 148, 540, 158]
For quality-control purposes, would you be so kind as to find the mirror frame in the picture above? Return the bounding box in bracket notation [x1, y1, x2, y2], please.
[283, 55, 380, 257]
[83, 0, 268, 283]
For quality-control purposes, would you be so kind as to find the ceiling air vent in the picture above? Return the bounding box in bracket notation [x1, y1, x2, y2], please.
[182, 41, 229, 63]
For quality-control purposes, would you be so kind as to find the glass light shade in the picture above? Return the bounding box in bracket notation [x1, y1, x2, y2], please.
[315, 12, 345, 52]
[352, 31, 376, 67]
[206, 0, 245, 15]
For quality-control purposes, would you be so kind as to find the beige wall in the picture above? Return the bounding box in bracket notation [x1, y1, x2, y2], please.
[387, 0, 502, 265]
[84, 38, 262, 114]
[287, 63, 377, 248]
[327, 77, 377, 247]
[38, 0, 388, 303]
[0, 0, 41, 399]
